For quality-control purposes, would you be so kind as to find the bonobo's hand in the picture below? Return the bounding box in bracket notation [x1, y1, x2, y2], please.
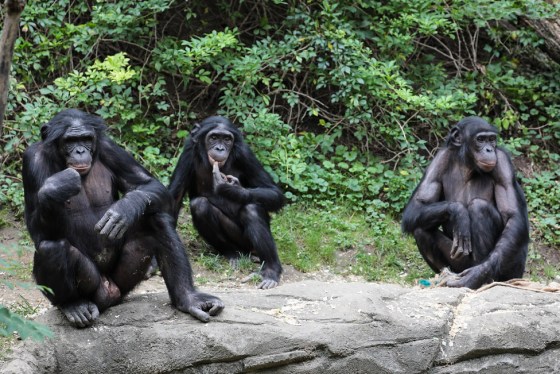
[95, 191, 148, 240]
[224, 174, 240, 186]
[212, 162, 241, 189]
[450, 202, 471, 259]
[446, 263, 491, 289]
[212, 162, 227, 189]
[38, 168, 81, 204]
[180, 291, 224, 322]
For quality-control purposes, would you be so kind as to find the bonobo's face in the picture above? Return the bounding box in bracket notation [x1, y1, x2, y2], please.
[205, 125, 234, 167]
[62, 123, 96, 175]
[471, 131, 497, 172]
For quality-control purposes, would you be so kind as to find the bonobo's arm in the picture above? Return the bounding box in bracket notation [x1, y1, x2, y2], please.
[214, 147, 285, 212]
[447, 150, 529, 288]
[22, 145, 81, 243]
[95, 137, 173, 240]
[401, 149, 471, 259]
[168, 140, 195, 221]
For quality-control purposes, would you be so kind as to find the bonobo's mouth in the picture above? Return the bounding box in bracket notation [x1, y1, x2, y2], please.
[478, 161, 496, 172]
[69, 164, 91, 174]
[208, 155, 227, 168]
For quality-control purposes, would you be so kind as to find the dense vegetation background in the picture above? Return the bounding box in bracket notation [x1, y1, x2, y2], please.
[1, 0, 559, 289]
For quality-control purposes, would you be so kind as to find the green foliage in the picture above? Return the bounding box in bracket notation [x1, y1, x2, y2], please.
[522, 170, 560, 246]
[0, 244, 52, 341]
[1, 0, 559, 269]
[0, 306, 52, 341]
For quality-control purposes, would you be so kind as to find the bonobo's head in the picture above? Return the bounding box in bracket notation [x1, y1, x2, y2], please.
[41, 109, 106, 175]
[191, 116, 242, 168]
[447, 116, 499, 173]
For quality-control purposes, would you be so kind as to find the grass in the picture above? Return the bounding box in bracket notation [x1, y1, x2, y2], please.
[177, 202, 434, 285]
[269, 203, 432, 284]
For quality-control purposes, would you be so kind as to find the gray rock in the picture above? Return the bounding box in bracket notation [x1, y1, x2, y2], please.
[2, 281, 560, 373]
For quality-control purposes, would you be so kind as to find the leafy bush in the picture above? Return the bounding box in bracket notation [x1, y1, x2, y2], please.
[1, 0, 559, 248]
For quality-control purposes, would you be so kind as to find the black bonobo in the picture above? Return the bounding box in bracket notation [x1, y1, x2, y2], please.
[168, 116, 286, 289]
[402, 116, 529, 289]
[23, 109, 224, 327]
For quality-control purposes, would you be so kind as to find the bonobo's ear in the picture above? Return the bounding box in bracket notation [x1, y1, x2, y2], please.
[190, 123, 201, 143]
[449, 126, 462, 147]
[40, 123, 50, 141]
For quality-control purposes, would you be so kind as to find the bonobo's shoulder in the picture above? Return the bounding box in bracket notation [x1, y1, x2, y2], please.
[23, 142, 45, 165]
[495, 148, 515, 168]
[493, 148, 516, 183]
[427, 147, 451, 170]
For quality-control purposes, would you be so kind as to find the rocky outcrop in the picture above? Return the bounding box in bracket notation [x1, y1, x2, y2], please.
[2, 280, 560, 373]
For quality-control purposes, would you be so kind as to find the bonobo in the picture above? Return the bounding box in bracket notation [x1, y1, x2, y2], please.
[168, 116, 286, 289]
[402, 116, 529, 289]
[23, 109, 224, 327]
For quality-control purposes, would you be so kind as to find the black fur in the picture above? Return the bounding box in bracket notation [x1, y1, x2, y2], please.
[169, 116, 285, 289]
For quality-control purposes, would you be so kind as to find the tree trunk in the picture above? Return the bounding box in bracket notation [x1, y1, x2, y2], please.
[522, 2, 560, 65]
[0, 0, 26, 137]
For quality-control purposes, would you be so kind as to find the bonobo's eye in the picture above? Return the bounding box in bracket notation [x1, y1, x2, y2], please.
[489, 135, 497, 143]
[210, 135, 218, 141]
[476, 135, 484, 142]
[63, 137, 94, 154]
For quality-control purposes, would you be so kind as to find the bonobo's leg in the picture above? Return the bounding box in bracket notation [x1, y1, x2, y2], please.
[190, 197, 244, 259]
[412, 229, 451, 273]
[110, 232, 154, 296]
[33, 240, 102, 328]
[412, 228, 474, 273]
[468, 198, 503, 264]
[139, 212, 224, 322]
[239, 204, 282, 289]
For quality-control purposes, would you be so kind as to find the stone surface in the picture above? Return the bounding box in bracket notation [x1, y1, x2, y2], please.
[2, 281, 560, 373]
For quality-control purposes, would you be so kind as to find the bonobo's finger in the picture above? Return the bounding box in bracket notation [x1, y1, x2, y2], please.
[208, 301, 225, 316]
[445, 278, 463, 288]
[450, 237, 460, 259]
[188, 306, 210, 322]
[226, 175, 240, 185]
[446, 268, 475, 288]
[258, 279, 278, 289]
[94, 211, 112, 232]
[98, 214, 120, 237]
[107, 220, 126, 240]
[463, 238, 472, 255]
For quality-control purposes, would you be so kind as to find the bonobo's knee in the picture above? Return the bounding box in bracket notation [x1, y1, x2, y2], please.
[240, 204, 266, 224]
[468, 198, 501, 222]
[37, 239, 69, 256]
[190, 197, 210, 216]
[412, 227, 431, 242]
[468, 198, 493, 214]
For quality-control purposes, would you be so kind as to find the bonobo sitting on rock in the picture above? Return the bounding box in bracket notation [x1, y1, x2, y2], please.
[23, 109, 224, 327]
[168, 116, 286, 289]
[402, 116, 529, 289]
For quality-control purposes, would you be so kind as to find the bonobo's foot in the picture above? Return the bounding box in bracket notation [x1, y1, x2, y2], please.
[258, 277, 279, 290]
[176, 291, 224, 322]
[93, 275, 121, 311]
[241, 272, 279, 289]
[144, 256, 159, 279]
[60, 300, 100, 328]
[445, 263, 491, 289]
